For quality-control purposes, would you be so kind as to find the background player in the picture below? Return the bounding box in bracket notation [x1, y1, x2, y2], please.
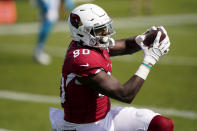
[50, 4, 174, 131]
[34, 0, 75, 65]
[130, 0, 152, 15]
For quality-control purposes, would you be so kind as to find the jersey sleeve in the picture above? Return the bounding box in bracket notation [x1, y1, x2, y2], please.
[72, 49, 105, 77]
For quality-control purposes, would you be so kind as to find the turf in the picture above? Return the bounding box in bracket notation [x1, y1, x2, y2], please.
[14, 0, 197, 22]
[0, 0, 197, 131]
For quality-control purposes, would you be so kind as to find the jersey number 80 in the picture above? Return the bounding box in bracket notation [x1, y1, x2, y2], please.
[73, 49, 90, 58]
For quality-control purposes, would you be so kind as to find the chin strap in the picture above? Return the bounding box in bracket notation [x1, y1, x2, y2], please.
[99, 37, 115, 49]
[83, 35, 115, 49]
[92, 36, 115, 49]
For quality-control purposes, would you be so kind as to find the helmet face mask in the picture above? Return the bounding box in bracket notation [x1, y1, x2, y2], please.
[68, 4, 116, 49]
[89, 20, 115, 48]
[92, 20, 114, 37]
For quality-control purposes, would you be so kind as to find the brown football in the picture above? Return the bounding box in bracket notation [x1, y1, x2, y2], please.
[143, 28, 166, 46]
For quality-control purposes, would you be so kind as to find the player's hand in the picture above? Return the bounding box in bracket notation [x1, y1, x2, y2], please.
[139, 31, 170, 66]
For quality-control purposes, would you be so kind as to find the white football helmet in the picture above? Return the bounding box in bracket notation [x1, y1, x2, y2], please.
[67, 4, 115, 49]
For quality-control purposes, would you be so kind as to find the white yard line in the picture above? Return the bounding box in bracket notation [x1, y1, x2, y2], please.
[111, 55, 197, 66]
[1, 43, 197, 66]
[0, 90, 59, 104]
[0, 13, 197, 35]
[0, 128, 13, 131]
[0, 90, 197, 120]
[112, 103, 197, 120]
[0, 13, 197, 66]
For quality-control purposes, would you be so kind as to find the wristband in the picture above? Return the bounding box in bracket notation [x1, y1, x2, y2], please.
[135, 64, 151, 80]
[142, 62, 152, 69]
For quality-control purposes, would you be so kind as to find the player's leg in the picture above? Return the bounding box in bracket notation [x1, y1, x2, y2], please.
[64, 0, 75, 11]
[49, 108, 111, 131]
[147, 115, 174, 131]
[34, 0, 60, 65]
[34, 18, 54, 65]
[77, 124, 106, 131]
[111, 107, 174, 131]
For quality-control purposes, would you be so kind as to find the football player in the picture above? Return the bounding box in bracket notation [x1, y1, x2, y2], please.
[34, 0, 75, 65]
[50, 4, 174, 131]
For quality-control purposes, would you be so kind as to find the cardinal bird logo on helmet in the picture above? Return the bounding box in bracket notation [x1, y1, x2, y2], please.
[70, 13, 83, 29]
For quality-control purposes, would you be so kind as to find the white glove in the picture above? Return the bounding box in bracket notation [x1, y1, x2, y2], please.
[136, 27, 171, 66]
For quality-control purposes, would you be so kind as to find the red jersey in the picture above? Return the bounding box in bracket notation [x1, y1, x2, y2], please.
[60, 41, 112, 124]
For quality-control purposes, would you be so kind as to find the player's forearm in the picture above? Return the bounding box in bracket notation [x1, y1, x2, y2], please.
[109, 36, 141, 56]
[120, 61, 152, 103]
[120, 75, 144, 103]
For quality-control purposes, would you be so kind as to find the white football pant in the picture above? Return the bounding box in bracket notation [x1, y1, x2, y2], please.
[50, 107, 159, 131]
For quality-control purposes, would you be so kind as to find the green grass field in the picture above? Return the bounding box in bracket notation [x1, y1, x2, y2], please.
[0, 0, 197, 131]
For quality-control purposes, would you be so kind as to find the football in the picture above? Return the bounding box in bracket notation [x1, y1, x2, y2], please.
[143, 28, 166, 46]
